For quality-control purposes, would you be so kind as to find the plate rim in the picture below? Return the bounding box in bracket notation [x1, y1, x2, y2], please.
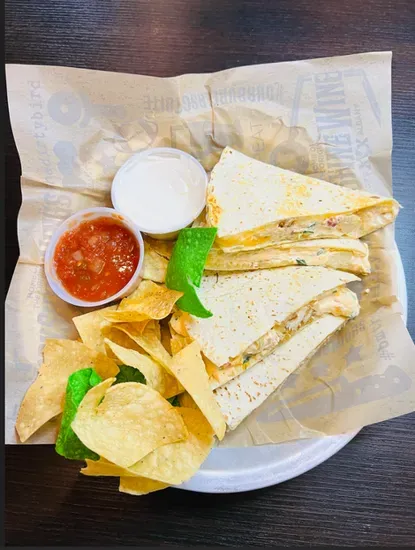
[178, 246, 408, 493]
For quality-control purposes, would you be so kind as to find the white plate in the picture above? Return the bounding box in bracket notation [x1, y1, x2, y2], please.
[180, 249, 408, 493]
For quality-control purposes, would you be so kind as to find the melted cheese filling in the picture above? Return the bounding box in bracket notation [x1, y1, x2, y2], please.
[209, 286, 359, 389]
[216, 202, 398, 252]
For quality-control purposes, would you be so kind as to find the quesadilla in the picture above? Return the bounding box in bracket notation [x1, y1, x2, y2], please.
[214, 314, 348, 430]
[145, 236, 371, 276]
[174, 266, 359, 390]
[206, 147, 400, 252]
[205, 238, 370, 275]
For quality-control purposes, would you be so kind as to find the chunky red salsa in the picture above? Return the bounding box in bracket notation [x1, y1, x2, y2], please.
[54, 217, 140, 302]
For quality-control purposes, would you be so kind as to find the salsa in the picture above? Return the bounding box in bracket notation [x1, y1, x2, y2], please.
[54, 217, 140, 302]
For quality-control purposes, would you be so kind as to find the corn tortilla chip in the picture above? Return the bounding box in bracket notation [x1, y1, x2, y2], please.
[103, 311, 149, 324]
[169, 311, 191, 337]
[147, 319, 162, 341]
[16, 339, 119, 442]
[159, 319, 172, 355]
[73, 306, 116, 354]
[121, 281, 182, 317]
[81, 457, 137, 477]
[113, 324, 173, 373]
[178, 392, 199, 409]
[144, 237, 174, 259]
[104, 339, 180, 398]
[142, 242, 169, 283]
[170, 328, 193, 355]
[119, 477, 170, 496]
[127, 408, 214, 484]
[72, 379, 187, 468]
[170, 342, 226, 440]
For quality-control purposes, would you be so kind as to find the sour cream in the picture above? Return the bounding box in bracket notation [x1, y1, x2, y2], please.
[111, 147, 208, 239]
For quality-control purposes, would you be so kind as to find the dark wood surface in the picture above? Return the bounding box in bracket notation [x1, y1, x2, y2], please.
[5, 0, 415, 546]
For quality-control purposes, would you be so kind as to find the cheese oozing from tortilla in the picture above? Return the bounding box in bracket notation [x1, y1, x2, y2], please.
[206, 147, 400, 252]
[184, 266, 359, 368]
[205, 238, 370, 275]
[208, 286, 359, 390]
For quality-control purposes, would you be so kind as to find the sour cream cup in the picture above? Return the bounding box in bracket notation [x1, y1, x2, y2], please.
[111, 147, 208, 240]
[44, 207, 145, 308]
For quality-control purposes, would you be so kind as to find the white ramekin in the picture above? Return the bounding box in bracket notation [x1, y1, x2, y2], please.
[44, 207, 145, 308]
[111, 147, 208, 240]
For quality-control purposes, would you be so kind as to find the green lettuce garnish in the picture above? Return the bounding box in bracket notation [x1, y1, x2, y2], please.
[55, 368, 102, 461]
[165, 227, 217, 318]
[114, 365, 146, 385]
[167, 395, 180, 407]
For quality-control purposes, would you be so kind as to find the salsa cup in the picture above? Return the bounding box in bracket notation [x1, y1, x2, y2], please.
[44, 207, 145, 307]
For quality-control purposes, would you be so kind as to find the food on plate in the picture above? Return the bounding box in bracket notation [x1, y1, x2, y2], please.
[118, 477, 170, 496]
[72, 306, 117, 354]
[214, 314, 350, 430]
[165, 227, 217, 318]
[55, 368, 103, 460]
[53, 217, 141, 302]
[15, 340, 119, 442]
[206, 147, 400, 252]
[102, 281, 182, 323]
[16, 142, 402, 496]
[104, 338, 179, 398]
[205, 238, 370, 275]
[168, 342, 226, 439]
[142, 240, 169, 283]
[82, 408, 214, 486]
[147, 236, 371, 276]
[181, 266, 359, 389]
[71, 379, 188, 468]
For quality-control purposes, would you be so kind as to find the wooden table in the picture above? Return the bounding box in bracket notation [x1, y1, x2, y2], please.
[5, 0, 415, 546]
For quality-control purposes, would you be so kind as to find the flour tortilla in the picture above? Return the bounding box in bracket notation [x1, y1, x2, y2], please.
[185, 266, 358, 367]
[206, 147, 400, 252]
[214, 314, 347, 430]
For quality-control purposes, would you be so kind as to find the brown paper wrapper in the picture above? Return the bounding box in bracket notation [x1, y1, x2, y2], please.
[5, 52, 414, 446]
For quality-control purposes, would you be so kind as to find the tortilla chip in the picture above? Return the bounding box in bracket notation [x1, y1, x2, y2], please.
[170, 329, 193, 355]
[142, 242, 169, 283]
[103, 311, 150, 324]
[169, 310, 191, 336]
[104, 339, 180, 398]
[178, 392, 199, 409]
[170, 342, 226, 440]
[146, 319, 162, 341]
[144, 237, 174, 259]
[119, 477, 170, 496]
[121, 281, 182, 317]
[16, 339, 119, 442]
[113, 323, 173, 373]
[73, 306, 116, 354]
[101, 326, 143, 357]
[159, 319, 172, 355]
[128, 408, 214, 484]
[81, 457, 137, 477]
[72, 379, 188, 468]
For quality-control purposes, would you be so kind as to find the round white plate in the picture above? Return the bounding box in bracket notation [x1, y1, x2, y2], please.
[180, 249, 408, 493]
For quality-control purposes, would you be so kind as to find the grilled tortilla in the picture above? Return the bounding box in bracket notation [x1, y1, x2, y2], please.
[214, 313, 349, 430]
[181, 266, 359, 388]
[206, 147, 400, 252]
[145, 237, 371, 277]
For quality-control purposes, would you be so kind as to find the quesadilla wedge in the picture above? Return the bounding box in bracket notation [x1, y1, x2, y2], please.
[145, 236, 370, 276]
[205, 238, 370, 275]
[177, 266, 359, 389]
[206, 147, 400, 252]
[214, 314, 349, 430]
